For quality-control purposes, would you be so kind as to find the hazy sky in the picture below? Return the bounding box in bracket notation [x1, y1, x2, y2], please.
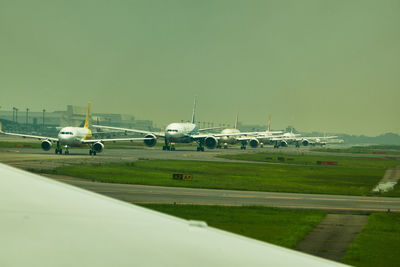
[1, 0, 399, 135]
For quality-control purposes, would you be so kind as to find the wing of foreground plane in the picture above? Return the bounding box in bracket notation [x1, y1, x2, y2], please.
[92, 125, 165, 138]
[0, 123, 58, 142]
[0, 163, 345, 267]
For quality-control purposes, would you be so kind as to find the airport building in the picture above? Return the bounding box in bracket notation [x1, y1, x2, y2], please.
[0, 105, 156, 134]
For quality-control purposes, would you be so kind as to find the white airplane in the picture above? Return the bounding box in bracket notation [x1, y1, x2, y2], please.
[0, 103, 150, 155]
[93, 98, 245, 151]
[244, 114, 284, 149]
[216, 113, 282, 150]
[271, 132, 338, 148]
[0, 163, 345, 266]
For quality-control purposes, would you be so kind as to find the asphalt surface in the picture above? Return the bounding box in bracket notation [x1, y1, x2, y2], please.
[46, 174, 400, 213]
[1, 143, 400, 213]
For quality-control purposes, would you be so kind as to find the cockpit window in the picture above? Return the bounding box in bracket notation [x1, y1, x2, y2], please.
[61, 132, 73, 135]
[167, 129, 178, 132]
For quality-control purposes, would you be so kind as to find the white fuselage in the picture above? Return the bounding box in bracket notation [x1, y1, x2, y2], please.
[219, 128, 241, 145]
[164, 123, 198, 143]
[57, 127, 92, 147]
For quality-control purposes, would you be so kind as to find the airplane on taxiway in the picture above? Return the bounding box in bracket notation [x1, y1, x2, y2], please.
[217, 113, 282, 149]
[0, 103, 150, 155]
[93, 98, 246, 151]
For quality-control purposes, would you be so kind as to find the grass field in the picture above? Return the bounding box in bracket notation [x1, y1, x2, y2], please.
[312, 145, 400, 155]
[0, 141, 41, 148]
[139, 204, 326, 248]
[218, 152, 398, 169]
[343, 213, 400, 266]
[42, 158, 396, 195]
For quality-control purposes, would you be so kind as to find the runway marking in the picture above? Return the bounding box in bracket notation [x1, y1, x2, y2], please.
[311, 197, 399, 203]
[224, 194, 256, 198]
[311, 198, 349, 201]
[273, 205, 400, 212]
[131, 202, 400, 212]
[265, 196, 302, 200]
[355, 199, 398, 203]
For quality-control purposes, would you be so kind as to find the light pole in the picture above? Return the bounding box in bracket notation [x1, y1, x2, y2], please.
[12, 107, 15, 122]
[26, 108, 29, 127]
[15, 108, 18, 124]
[42, 109, 46, 128]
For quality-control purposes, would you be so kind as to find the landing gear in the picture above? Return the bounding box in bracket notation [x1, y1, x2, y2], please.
[89, 150, 97, 156]
[55, 141, 62, 154]
[240, 141, 247, 150]
[163, 139, 171, 151]
[196, 146, 204, 151]
[64, 146, 70, 155]
[260, 143, 264, 148]
[295, 142, 300, 148]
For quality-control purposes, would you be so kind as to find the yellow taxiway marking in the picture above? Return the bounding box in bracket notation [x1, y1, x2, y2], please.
[265, 196, 302, 200]
[311, 198, 348, 201]
[225, 194, 256, 198]
[311, 197, 399, 203]
[273, 205, 400, 212]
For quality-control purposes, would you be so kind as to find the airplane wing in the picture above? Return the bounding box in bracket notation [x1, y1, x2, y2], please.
[92, 125, 165, 138]
[81, 137, 153, 144]
[191, 132, 249, 140]
[198, 127, 223, 132]
[0, 126, 59, 142]
[0, 163, 345, 267]
[302, 136, 338, 140]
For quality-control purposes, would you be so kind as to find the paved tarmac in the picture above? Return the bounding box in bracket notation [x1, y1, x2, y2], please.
[1, 144, 400, 213]
[45, 174, 400, 213]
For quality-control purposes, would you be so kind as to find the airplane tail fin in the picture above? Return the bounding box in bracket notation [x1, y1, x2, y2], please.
[267, 114, 271, 132]
[191, 96, 197, 124]
[234, 112, 239, 130]
[84, 102, 91, 129]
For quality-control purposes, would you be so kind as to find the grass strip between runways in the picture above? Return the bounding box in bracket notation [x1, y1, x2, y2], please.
[44, 160, 391, 195]
[139, 204, 326, 249]
[343, 212, 400, 267]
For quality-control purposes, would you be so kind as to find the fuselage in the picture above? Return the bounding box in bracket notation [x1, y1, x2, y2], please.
[220, 128, 241, 144]
[58, 127, 92, 146]
[164, 123, 198, 143]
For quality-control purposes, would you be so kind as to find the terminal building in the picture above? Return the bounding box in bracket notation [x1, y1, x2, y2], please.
[0, 105, 156, 135]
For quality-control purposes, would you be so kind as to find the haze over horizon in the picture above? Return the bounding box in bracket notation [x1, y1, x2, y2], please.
[1, 0, 399, 136]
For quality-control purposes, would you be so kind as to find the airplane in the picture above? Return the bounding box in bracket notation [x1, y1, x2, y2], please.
[243, 114, 284, 149]
[0, 163, 345, 266]
[271, 132, 338, 148]
[93, 98, 245, 151]
[0, 103, 150, 155]
[216, 113, 282, 149]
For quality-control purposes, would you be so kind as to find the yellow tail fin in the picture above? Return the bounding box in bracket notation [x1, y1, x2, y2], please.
[84, 102, 91, 129]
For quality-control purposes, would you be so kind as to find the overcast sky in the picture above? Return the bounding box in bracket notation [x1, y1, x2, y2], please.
[1, 0, 399, 135]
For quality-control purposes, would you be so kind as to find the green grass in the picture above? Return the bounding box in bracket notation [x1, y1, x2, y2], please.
[43, 159, 394, 195]
[139, 204, 326, 248]
[344, 213, 400, 266]
[312, 145, 400, 155]
[218, 152, 398, 169]
[0, 141, 41, 148]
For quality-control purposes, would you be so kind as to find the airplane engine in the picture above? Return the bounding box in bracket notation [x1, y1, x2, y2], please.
[93, 142, 104, 153]
[204, 136, 218, 149]
[280, 140, 288, 147]
[302, 139, 309, 146]
[41, 140, 52, 151]
[144, 134, 157, 147]
[249, 138, 259, 148]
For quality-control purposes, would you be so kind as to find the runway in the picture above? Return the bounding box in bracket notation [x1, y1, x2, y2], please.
[1, 144, 400, 213]
[47, 174, 400, 213]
